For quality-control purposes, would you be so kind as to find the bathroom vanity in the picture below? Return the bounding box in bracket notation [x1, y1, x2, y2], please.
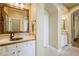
[0, 35, 35, 56]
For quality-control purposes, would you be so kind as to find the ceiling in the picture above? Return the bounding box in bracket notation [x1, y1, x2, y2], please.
[62, 3, 79, 9]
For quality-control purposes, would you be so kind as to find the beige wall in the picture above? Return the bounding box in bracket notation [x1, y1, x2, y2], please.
[53, 4, 69, 49]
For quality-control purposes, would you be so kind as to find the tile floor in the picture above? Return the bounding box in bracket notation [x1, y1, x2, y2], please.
[44, 45, 79, 56]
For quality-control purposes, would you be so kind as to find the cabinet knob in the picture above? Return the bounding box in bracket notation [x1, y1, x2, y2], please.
[18, 50, 20, 53]
[13, 52, 15, 54]
[16, 46, 18, 47]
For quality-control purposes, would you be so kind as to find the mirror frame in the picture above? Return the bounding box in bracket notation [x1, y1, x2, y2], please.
[1, 3, 29, 34]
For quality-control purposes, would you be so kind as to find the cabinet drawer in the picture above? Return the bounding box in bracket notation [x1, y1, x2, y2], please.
[16, 42, 28, 56]
[8, 44, 17, 56]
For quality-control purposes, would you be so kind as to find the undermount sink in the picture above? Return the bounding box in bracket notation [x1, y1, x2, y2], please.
[10, 37, 23, 41]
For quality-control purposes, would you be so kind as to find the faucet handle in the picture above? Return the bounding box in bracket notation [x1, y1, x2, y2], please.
[10, 32, 15, 40]
[12, 33, 15, 36]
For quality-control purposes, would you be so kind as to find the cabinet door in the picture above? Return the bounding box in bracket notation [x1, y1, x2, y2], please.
[8, 44, 17, 56]
[17, 41, 35, 56]
[8, 43, 25, 56]
[22, 42, 30, 56]
[16, 43, 25, 56]
[27, 41, 35, 56]
[17, 42, 29, 56]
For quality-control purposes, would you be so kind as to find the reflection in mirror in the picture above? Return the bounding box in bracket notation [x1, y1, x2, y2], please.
[2, 6, 29, 33]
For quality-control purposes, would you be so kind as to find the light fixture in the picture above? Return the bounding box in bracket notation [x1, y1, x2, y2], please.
[8, 3, 25, 8]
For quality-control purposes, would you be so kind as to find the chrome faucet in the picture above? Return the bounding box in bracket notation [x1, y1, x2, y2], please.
[10, 32, 15, 40]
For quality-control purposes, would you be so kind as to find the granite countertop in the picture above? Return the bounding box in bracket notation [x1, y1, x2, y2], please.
[0, 35, 35, 46]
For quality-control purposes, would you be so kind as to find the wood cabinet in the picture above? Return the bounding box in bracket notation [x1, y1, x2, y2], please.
[0, 40, 35, 56]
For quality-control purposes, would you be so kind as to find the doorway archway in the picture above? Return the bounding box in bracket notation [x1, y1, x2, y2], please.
[68, 6, 79, 48]
[44, 3, 58, 48]
[71, 10, 79, 48]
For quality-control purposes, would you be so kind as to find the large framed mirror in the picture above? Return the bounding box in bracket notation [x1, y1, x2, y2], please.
[0, 4, 29, 34]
